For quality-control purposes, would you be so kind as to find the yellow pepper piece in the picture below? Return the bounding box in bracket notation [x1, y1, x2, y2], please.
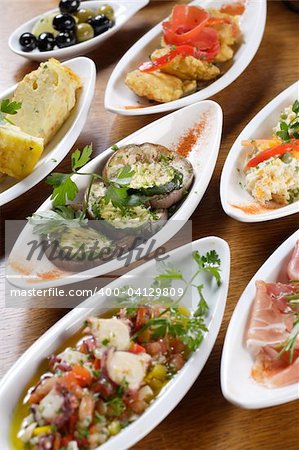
[146, 364, 167, 381]
[33, 425, 53, 436]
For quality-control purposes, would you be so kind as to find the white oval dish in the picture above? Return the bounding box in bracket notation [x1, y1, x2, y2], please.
[221, 229, 299, 409]
[105, 0, 267, 116]
[6, 100, 223, 289]
[0, 57, 96, 206]
[0, 236, 230, 450]
[8, 0, 149, 62]
[220, 80, 299, 222]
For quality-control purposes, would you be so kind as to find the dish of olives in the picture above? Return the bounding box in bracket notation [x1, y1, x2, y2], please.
[18, 0, 114, 52]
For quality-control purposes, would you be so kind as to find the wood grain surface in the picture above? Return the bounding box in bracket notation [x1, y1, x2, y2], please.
[0, 1, 299, 449]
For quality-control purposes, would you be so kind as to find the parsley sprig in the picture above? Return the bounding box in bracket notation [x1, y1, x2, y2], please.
[276, 100, 299, 142]
[125, 250, 221, 352]
[46, 144, 142, 212]
[0, 99, 22, 125]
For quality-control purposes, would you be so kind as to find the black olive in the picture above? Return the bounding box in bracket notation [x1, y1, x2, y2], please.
[19, 32, 37, 52]
[59, 0, 80, 14]
[37, 32, 55, 52]
[53, 13, 76, 32]
[56, 31, 76, 48]
[87, 14, 113, 36]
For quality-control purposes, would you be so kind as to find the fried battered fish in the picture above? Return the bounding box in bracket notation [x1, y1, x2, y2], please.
[125, 70, 196, 103]
[151, 47, 220, 81]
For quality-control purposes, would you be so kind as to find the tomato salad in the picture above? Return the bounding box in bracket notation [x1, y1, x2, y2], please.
[15, 305, 207, 449]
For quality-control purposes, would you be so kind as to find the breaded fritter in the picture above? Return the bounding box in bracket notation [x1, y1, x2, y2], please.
[125, 70, 196, 103]
[151, 48, 220, 81]
[208, 9, 241, 63]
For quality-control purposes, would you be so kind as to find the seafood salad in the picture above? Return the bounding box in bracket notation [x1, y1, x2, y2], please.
[13, 247, 222, 449]
[28, 143, 194, 271]
[125, 3, 244, 103]
[246, 240, 299, 388]
[243, 100, 299, 207]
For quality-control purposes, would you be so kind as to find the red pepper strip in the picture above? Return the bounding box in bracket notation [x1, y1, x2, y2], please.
[139, 45, 210, 72]
[220, 2, 246, 16]
[129, 343, 146, 354]
[247, 140, 299, 168]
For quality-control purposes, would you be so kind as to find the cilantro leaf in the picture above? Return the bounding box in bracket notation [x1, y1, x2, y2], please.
[194, 284, 209, 316]
[28, 209, 87, 235]
[0, 99, 22, 125]
[155, 263, 184, 280]
[0, 99, 22, 115]
[104, 184, 128, 208]
[292, 100, 299, 114]
[110, 165, 135, 186]
[71, 144, 92, 171]
[193, 250, 221, 286]
[46, 173, 78, 206]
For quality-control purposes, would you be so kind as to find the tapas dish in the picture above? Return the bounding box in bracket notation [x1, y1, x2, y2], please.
[9, 1, 149, 61]
[105, 0, 267, 115]
[6, 100, 223, 288]
[220, 81, 299, 222]
[221, 229, 299, 409]
[0, 57, 96, 206]
[0, 237, 230, 449]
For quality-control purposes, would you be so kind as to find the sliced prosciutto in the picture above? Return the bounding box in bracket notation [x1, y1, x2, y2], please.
[246, 281, 296, 357]
[246, 255, 299, 388]
[162, 5, 220, 61]
[287, 239, 299, 281]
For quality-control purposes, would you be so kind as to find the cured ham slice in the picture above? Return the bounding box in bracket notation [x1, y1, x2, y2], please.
[287, 239, 299, 281]
[246, 276, 299, 388]
[252, 347, 299, 388]
[246, 281, 296, 356]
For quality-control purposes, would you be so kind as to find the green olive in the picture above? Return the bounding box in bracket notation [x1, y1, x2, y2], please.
[32, 13, 59, 37]
[96, 4, 114, 20]
[74, 8, 95, 23]
[75, 23, 95, 42]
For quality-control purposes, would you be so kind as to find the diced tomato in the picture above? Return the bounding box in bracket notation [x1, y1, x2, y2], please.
[220, 2, 245, 16]
[61, 435, 75, 446]
[247, 139, 299, 167]
[129, 343, 146, 354]
[94, 358, 101, 370]
[72, 364, 93, 386]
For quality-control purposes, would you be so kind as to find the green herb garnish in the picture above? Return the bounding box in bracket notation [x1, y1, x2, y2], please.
[0, 99, 22, 125]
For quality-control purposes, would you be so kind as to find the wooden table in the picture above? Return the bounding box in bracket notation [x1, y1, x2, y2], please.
[1, 1, 299, 449]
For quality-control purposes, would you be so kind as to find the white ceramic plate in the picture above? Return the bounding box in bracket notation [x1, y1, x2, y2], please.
[0, 57, 96, 206]
[221, 229, 299, 409]
[6, 100, 223, 288]
[0, 236, 230, 450]
[105, 0, 266, 116]
[220, 81, 299, 222]
[9, 0, 149, 62]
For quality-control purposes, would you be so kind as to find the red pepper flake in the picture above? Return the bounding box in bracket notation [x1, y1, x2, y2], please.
[231, 203, 279, 215]
[174, 119, 206, 157]
[36, 270, 64, 280]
